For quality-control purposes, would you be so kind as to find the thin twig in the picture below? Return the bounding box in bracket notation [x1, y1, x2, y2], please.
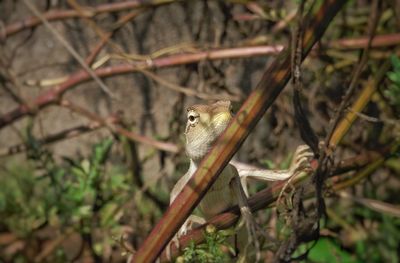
[137, 69, 242, 101]
[158, 143, 398, 262]
[2, 0, 177, 40]
[22, 0, 115, 98]
[338, 191, 400, 218]
[133, 0, 347, 261]
[325, 0, 380, 149]
[0, 57, 31, 107]
[67, 0, 145, 66]
[312, 0, 381, 220]
[59, 99, 179, 153]
[0, 45, 283, 130]
[329, 60, 391, 146]
[0, 114, 121, 157]
[328, 33, 400, 49]
[85, 9, 144, 66]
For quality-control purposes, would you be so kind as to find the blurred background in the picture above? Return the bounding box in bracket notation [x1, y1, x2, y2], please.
[0, 0, 399, 262]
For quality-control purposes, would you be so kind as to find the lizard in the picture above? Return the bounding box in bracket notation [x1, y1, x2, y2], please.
[167, 100, 313, 261]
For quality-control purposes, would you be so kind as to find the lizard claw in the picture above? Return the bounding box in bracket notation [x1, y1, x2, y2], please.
[289, 144, 314, 174]
[237, 205, 264, 262]
[179, 215, 206, 236]
[166, 235, 180, 262]
[165, 215, 206, 261]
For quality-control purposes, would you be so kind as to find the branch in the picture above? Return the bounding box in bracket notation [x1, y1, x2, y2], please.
[326, 0, 380, 149]
[0, 113, 121, 157]
[2, 0, 176, 40]
[158, 145, 397, 262]
[67, 0, 145, 66]
[328, 33, 400, 49]
[0, 45, 283, 130]
[132, 0, 347, 262]
[137, 69, 242, 101]
[22, 0, 114, 98]
[59, 100, 179, 153]
[1, 32, 397, 130]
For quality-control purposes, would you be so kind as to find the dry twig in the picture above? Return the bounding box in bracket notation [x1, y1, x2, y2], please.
[22, 0, 115, 98]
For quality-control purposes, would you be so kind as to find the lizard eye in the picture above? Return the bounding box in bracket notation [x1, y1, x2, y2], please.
[187, 110, 199, 124]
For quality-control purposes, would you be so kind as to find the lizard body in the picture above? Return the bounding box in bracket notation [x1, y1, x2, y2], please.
[167, 100, 313, 261]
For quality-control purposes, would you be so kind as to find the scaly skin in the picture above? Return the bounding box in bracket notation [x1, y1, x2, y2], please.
[167, 100, 313, 261]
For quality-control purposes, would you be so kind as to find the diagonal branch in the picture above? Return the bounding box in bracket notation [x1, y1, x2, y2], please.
[1, 30, 398, 131]
[158, 143, 398, 262]
[0, 113, 121, 157]
[2, 0, 177, 40]
[132, 0, 347, 262]
[157, 58, 396, 258]
[0, 45, 283, 130]
[58, 100, 179, 153]
[22, 0, 114, 98]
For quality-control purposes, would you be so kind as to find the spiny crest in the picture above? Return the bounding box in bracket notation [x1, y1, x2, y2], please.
[187, 100, 232, 116]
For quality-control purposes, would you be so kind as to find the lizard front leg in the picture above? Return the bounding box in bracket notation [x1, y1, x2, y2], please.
[236, 144, 314, 197]
[165, 170, 207, 261]
[230, 174, 261, 262]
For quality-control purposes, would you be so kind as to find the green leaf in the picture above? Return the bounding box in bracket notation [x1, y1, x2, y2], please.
[390, 55, 400, 71]
[92, 138, 114, 165]
[307, 238, 359, 263]
[387, 72, 400, 84]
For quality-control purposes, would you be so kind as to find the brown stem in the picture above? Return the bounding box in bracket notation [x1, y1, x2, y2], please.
[0, 113, 121, 157]
[132, 0, 347, 262]
[22, 0, 114, 98]
[328, 33, 400, 49]
[2, 0, 176, 40]
[85, 10, 144, 66]
[0, 45, 283, 130]
[326, 0, 380, 150]
[59, 99, 179, 153]
[158, 144, 397, 262]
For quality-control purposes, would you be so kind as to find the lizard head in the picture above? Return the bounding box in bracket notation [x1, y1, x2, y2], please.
[185, 100, 233, 162]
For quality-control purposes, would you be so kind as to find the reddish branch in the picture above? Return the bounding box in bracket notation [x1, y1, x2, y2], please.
[59, 99, 179, 153]
[0, 113, 121, 157]
[4, 1, 400, 50]
[158, 146, 394, 262]
[4, 27, 398, 132]
[1, 0, 175, 40]
[132, 0, 347, 261]
[329, 33, 400, 49]
[4, 0, 400, 51]
[84, 10, 144, 66]
[0, 45, 283, 130]
[2, 29, 399, 130]
[1, 31, 398, 130]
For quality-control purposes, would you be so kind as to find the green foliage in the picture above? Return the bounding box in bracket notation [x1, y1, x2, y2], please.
[0, 162, 47, 235]
[292, 211, 400, 263]
[385, 55, 400, 108]
[180, 226, 235, 263]
[298, 238, 359, 263]
[354, 214, 400, 263]
[0, 134, 131, 240]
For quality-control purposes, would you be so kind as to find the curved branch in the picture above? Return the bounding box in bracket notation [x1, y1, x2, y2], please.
[158, 145, 397, 262]
[0, 45, 283, 130]
[132, 0, 347, 261]
[2, 0, 176, 40]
